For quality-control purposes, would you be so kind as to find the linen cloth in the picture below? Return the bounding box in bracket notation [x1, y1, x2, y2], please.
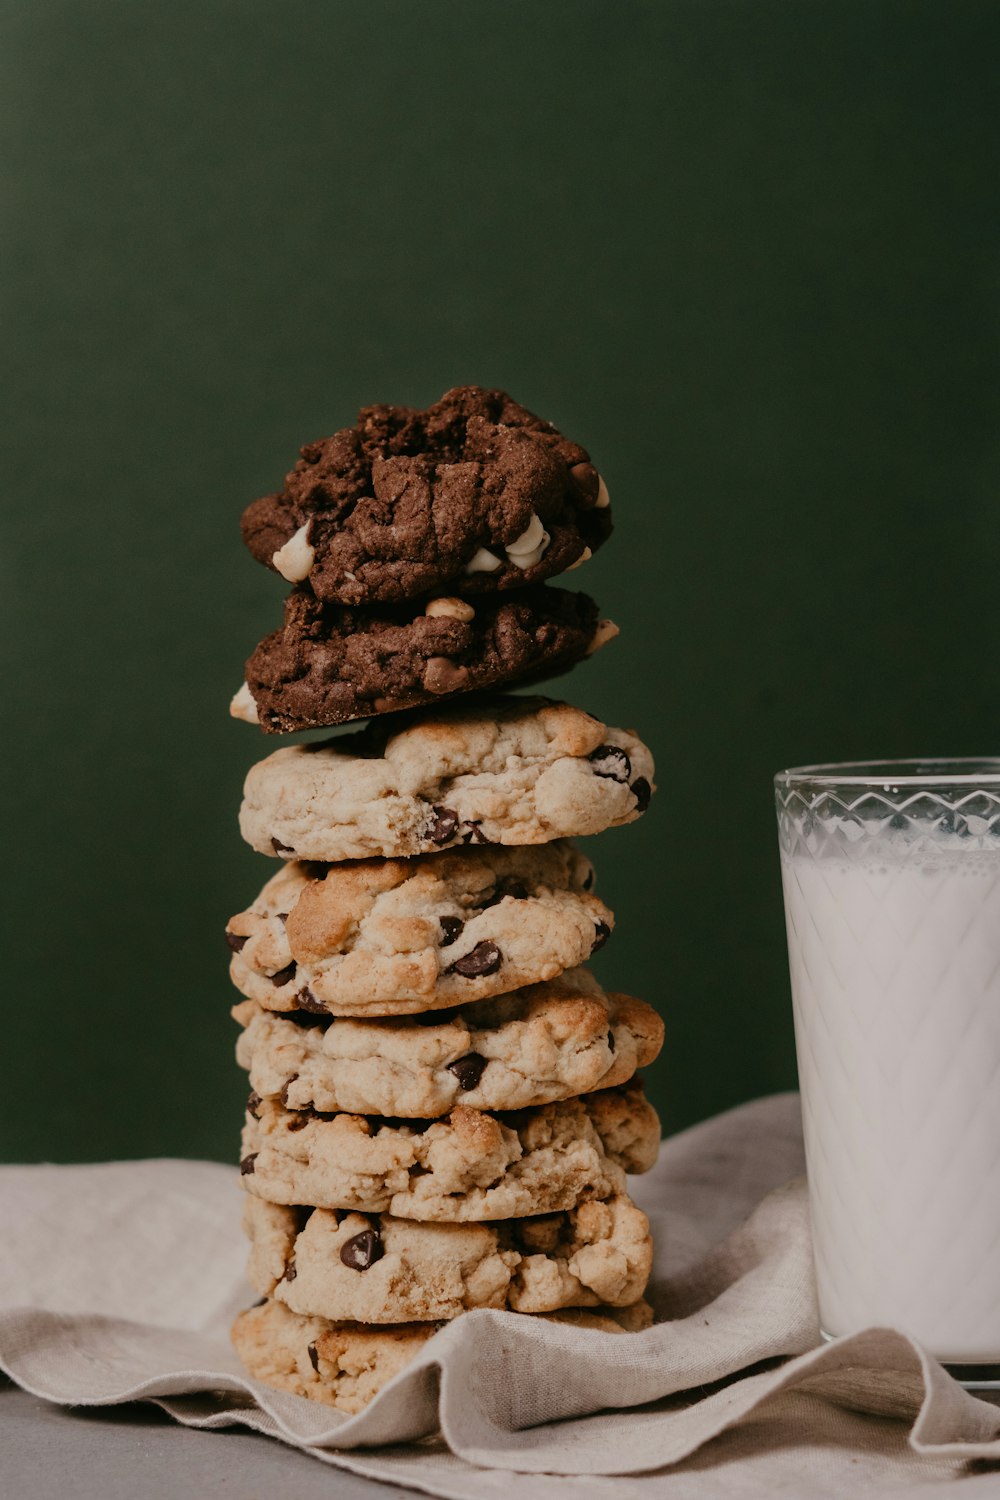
[2, 1093, 1000, 1499]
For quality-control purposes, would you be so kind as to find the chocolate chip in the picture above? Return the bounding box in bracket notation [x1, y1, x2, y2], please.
[276, 911, 289, 926]
[247, 1091, 262, 1118]
[569, 461, 600, 504]
[287, 1114, 309, 1132]
[449, 940, 502, 978]
[283, 1259, 297, 1282]
[481, 877, 528, 908]
[462, 821, 491, 845]
[630, 777, 651, 812]
[271, 837, 296, 857]
[280, 1077, 299, 1108]
[591, 921, 611, 954]
[240, 1153, 258, 1175]
[588, 744, 631, 783]
[423, 656, 471, 695]
[296, 986, 328, 1013]
[270, 962, 297, 988]
[439, 915, 464, 947]
[340, 1227, 382, 1271]
[427, 806, 459, 844]
[607, 1030, 616, 1053]
[447, 1053, 487, 1091]
[307, 1341, 320, 1371]
[225, 930, 249, 953]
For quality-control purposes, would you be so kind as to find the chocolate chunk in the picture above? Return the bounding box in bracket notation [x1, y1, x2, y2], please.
[340, 1227, 383, 1271]
[569, 461, 601, 504]
[287, 1114, 309, 1132]
[461, 821, 492, 845]
[481, 877, 528, 908]
[591, 921, 611, 954]
[427, 806, 459, 844]
[240, 1153, 258, 1175]
[247, 1091, 262, 1118]
[296, 986, 328, 1013]
[225, 929, 249, 953]
[588, 744, 631, 783]
[447, 1053, 488, 1091]
[450, 940, 502, 978]
[276, 911, 289, 926]
[283, 1259, 297, 1282]
[307, 1341, 320, 1371]
[279, 1077, 300, 1108]
[439, 915, 464, 947]
[607, 1030, 616, 1053]
[630, 777, 652, 812]
[270, 962, 297, 988]
[271, 837, 296, 857]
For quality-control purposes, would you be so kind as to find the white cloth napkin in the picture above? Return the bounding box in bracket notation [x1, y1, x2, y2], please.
[3, 1093, 1000, 1499]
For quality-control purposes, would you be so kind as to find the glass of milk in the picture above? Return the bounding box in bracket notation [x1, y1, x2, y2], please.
[775, 760, 1000, 1380]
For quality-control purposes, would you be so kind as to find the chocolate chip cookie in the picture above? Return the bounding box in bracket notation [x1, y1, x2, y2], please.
[226, 842, 612, 1018]
[232, 585, 615, 733]
[240, 386, 612, 606]
[232, 968, 664, 1117]
[238, 695, 655, 862]
[231, 1295, 652, 1413]
[243, 1190, 653, 1322]
[238, 1082, 659, 1220]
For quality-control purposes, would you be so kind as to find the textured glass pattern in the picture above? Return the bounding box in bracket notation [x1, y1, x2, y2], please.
[775, 764, 1000, 1363]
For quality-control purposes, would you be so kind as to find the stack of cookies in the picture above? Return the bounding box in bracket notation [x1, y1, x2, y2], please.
[225, 388, 662, 1413]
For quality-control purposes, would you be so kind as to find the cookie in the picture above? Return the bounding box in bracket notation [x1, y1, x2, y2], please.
[239, 386, 612, 607]
[232, 585, 615, 733]
[244, 1190, 653, 1321]
[238, 695, 654, 862]
[238, 1081, 660, 1221]
[231, 1295, 652, 1413]
[232, 968, 664, 1117]
[226, 842, 613, 1018]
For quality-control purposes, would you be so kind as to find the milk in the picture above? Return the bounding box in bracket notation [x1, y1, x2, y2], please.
[781, 845, 1000, 1362]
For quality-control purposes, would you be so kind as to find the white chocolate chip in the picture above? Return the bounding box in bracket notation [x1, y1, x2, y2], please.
[465, 547, 503, 574]
[425, 596, 476, 622]
[594, 476, 610, 510]
[566, 546, 592, 572]
[505, 512, 551, 570]
[585, 619, 619, 657]
[230, 682, 260, 724]
[271, 523, 315, 582]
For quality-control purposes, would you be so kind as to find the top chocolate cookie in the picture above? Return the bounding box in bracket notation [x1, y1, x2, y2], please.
[240, 386, 612, 606]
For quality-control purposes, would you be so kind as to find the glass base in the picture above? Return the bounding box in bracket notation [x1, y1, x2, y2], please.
[820, 1329, 1000, 1391]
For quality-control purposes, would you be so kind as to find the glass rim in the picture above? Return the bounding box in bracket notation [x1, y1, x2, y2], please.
[775, 757, 1000, 790]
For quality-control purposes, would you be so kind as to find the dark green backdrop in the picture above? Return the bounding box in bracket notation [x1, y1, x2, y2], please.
[3, 1, 998, 1162]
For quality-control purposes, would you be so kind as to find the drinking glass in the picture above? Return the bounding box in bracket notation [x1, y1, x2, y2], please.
[775, 760, 1000, 1384]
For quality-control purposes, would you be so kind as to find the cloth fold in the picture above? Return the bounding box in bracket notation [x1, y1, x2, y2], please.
[3, 1094, 1000, 1498]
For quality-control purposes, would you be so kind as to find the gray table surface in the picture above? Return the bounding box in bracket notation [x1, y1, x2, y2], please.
[0, 1378, 414, 1500]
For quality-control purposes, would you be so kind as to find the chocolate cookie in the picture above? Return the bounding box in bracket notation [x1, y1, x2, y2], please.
[238, 695, 655, 862]
[240, 386, 612, 606]
[232, 1296, 652, 1413]
[244, 1191, 653, 1322]
[225, 842, 613, 1017]
[232, 968, 664, 1118]
[238, 1082, 660, 1221]
[233, 586, 615, 733]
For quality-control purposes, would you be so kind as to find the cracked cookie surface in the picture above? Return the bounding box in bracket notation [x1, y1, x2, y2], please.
[243, 1190, 653, 1322]
[238, 695, 654, 862]
[234, 585, 613, 733]
[233, 967, 664, 1117]
[238, 1081, 659, 1220]
[231, 1295, 651, 1412]
[240, 385, 612, 607]
[226, 842, 612, 1017]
